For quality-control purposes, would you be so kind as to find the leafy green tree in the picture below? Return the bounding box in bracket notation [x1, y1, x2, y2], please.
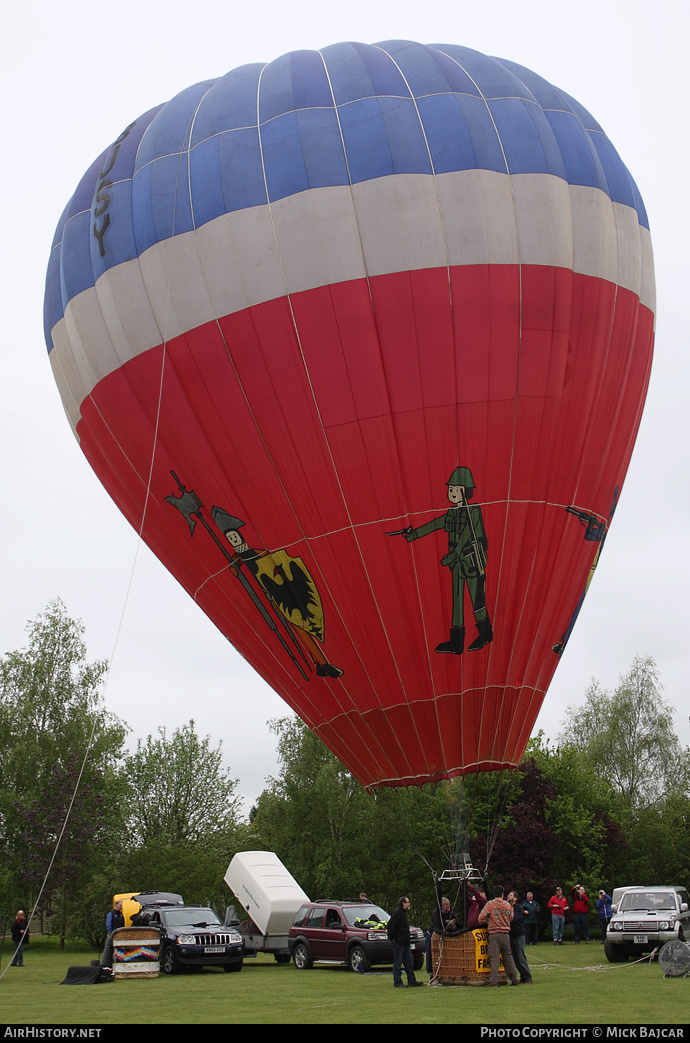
[68, 868, 117, 951]
[0, 601, 126, 804]
[559, 655, 690, 818]
[625, 792, 690, 884]
[123, 720, 241, 847]
[471, 758, 560, 898]
[554, 656, 690, 898]
[115, 721, 245, 915]
[527, 736, 628, 900]
[346, 783, 456, 916]
[115, 826, 255, 914]
[14, 751, 110, 945]
[0, 600, 127, 919]
[251, 717, 374, 899]
[449, 735, 630, 944]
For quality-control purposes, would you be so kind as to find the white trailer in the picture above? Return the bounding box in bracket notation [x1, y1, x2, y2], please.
[225, 851, 310, 962]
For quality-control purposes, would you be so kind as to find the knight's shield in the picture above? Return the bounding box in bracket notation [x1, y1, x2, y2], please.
[253, 550, 325, 642]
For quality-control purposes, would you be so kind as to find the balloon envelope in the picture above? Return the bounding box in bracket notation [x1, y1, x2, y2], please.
[44, 41, 654, 789]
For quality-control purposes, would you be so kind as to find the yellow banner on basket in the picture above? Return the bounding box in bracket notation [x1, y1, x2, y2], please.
[473, 929, 504, 973]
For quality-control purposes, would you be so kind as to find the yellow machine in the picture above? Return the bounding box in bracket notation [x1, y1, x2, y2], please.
[111, 891, 185, 926]
[112, 892, 144, 927]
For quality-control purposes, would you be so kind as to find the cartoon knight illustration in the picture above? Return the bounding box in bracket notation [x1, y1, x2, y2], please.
[165, 473, 343, 680]
[211, 506, 343, 678]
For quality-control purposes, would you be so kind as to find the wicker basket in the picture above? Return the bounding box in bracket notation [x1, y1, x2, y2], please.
[430, 929, 507, 986]
[112, 926, 161, 978]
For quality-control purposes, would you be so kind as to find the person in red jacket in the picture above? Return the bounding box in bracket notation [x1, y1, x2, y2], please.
[547, 887, 569, 944]
[571, 885, 591, 943]
[467, 884, 488, 929]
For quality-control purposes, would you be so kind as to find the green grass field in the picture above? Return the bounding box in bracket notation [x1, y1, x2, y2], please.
[0, 936, 687, 1026]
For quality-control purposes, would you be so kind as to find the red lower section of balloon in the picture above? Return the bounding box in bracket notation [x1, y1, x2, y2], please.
[76, 263, 653, 788]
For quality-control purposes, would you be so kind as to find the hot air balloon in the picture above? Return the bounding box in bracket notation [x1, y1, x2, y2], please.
[44, 41, 654, 791]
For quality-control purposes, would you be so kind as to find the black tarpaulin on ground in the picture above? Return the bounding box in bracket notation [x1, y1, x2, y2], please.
[61, 964, 111, 984]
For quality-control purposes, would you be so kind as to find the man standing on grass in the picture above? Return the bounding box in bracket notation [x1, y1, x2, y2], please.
[571, 885, 591, 944]
[508, 891, 533, 984]
[387, 897, 423, 989]
[597, 890, 613, 942]
[548, 887, 569, 944]
[478, 887, 519, 987]
[522, 891, 541, 945]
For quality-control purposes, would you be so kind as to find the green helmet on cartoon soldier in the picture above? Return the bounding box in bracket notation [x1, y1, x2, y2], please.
[446, 466, 476, 493]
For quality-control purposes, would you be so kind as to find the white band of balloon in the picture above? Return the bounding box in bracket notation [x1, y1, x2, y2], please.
[49, 169, 654, 435]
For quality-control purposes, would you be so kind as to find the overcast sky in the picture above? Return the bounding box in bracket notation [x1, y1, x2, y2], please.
[2, 0, 688, 814]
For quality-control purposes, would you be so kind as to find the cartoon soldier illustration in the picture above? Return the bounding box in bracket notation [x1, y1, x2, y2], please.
[165, 472, 343, 680]
[393, 467, 493, 656]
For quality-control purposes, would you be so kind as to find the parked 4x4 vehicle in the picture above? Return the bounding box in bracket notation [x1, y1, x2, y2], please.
[605, 886, 690, 963]
[133, 893, 243, 975]
[288, 900, 426, 972]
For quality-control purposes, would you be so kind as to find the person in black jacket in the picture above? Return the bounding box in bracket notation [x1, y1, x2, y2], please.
[387, 897, 422, 988]
[508, 891, 533, 984]
[106, 901, 125, 934]
[102, 900, 126, 967]
[521, 891, 540, 945]
[10, 911, 29, 967]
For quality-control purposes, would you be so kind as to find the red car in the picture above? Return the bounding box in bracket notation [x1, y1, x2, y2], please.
[289, 900, 425, 973]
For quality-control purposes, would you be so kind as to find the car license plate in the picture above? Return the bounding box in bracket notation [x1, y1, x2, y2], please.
[633, 935, 648, 945]
[204, 946, 225, 953]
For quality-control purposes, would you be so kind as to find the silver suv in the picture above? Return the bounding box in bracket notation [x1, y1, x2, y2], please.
[605, 886, 690, 962]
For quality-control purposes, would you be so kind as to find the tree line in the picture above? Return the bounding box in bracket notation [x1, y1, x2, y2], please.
[1, 600, 689, 946]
